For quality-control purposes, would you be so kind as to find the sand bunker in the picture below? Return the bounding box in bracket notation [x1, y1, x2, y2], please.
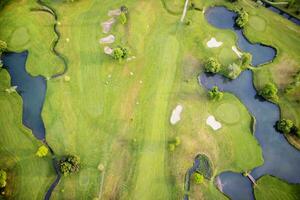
[232, 46, 243, 58]
[170, 105, 183, 125]
[99, 35, 115, 44]
[108, 9, 121, 17]
[104, 46, 113, 55]
[206, 115, 222, 130]
[207, 37, 223, 48]
[102, 18, 116, 33]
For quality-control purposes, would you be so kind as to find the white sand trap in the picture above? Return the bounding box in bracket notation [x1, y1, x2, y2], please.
[108, 9, 121, 17]
[232, 46, 243, 58]
[206, 115, 222, 130]
[99, 35, 115, 44]
[170, 105, 183, 125]
[207, 37, 223, 48]
[104, 46, 113, 55]
[102, 18, 116, 33]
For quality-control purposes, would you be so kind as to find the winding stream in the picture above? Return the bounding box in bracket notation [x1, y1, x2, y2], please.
[198, 6, 300, 200]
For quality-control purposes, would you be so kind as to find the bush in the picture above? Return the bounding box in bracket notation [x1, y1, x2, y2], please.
[0, 169, 7, 188]
[241, 53, 252, 68]
[227, 62, 242, 79]
[235, 9, 249, 28]
[0, 40, 7, 52]
[119, 12, 127, 25]
[59, 155, 80, 176]
[204, 57, 221, 73]
[194, 172, 204, 184]
[258, 83, 278, 101]
[276, 119, 298, 135]
[113, 46, 129, 61]
[208, 86, 223, 101]
[36, 145, 49, 157]
[168, 136, 181, 151]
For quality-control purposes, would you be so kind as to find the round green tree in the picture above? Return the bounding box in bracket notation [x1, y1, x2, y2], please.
[36, 145, 49, 157]
[258, 83, 278, 101]
[0, 40, 7, 52]
[194, 172, 204, 184]
[112, 46, 129, 61]
[0, 169, 7, 188]
[208, 86, 223, 101]
[276, 119, 295, 134]
[204, 57, 221, 73]
[241, 53, 252, 68]
[59, 155, 80, 176]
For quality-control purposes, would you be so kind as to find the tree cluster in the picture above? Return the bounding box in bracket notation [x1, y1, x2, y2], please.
[258, 83, 278, 102]
[112, 46, 129, 61]
[0, 169, 7, 188]
[276, 119, 299, 136]
[194, 172, 204, 184]
[235, 9, 249, 28]
[204, 57, 221, 73]
[59, 155, 80, 176]
[208, 86, 223, 101]
[168, 136, 181, 152]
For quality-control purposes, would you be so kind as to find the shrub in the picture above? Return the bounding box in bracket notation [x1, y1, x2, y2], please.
[113, 46, 129, 61]
[0, 40, 7, 52]
[241, 52, 252, 68]
[194, 172, 204, 184]
[168, 144, 175, 151]
[59, 155, 80, 176]
[208, 86, 223, 101]
[227, 62, 242, 79]
[36, 145, 49, 157]
[0, 169, 7, 188]
[204, 57, 221, 73]
[236, 9, 249, 28]
[276, 119, 298, 135]
[119, 12, 127, 25]
[258, 83, 278, 101]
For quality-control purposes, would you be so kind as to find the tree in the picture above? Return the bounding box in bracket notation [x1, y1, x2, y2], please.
[208, 86, 223, 101]
[0, 40, 7, 52]
[241, 53, 252, 68]
[36, 145, 49, 157]
[0, 169, 7, 188]
[259, 83, 278, 101]
[288, 0, 295, 9]
[236, 10, 249, 28]
[276, 119, 296, 134]
[59, 155, 80, 176]
[112, 46, 129, 61]
[119, 12, 127, 25]
[204, 57, 221, 73]
[194, 172, 204, 184]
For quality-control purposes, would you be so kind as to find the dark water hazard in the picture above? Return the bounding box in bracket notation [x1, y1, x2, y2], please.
[263, 3, 300, 25]
[196, 6, 300, 200]
[205, 6, 276, 66]
[2, 51, 46, 140]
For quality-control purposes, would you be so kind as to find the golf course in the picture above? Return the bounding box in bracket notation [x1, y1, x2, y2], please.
[0, 0, 300, 199]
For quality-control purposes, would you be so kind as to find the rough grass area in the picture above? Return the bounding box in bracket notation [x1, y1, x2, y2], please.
[0, 0, 299, 199]
[255, 175, 300, 200]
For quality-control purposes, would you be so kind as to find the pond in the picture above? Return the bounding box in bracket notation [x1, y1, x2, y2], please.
[198, 6, 300, 200]
[2, 51, 46, 140]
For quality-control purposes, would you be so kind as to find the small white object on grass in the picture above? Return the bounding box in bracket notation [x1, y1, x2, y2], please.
[130, 72, 134, 76]
[98, 163, 105, 171]
[64, 75, 70, 82]
[57, 21, 61, 26]
[136, 101, 139, 105]
[66, 38, 70, 42]
[170, 105, 183, 125]
[108, 74, 112, 78]
[207, 37, 223, 48]
[139, 80, 143, 84]
[232, 46, 243, 58]
[206, 115, 222, 131]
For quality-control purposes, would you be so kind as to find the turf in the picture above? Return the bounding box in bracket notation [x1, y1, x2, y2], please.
[0, 0, 299, 199]
[255, 175, 300, 200]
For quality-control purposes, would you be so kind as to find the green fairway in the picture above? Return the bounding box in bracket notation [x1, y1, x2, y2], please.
[255, 175, 300, 200]
[0, 0, 300, 199]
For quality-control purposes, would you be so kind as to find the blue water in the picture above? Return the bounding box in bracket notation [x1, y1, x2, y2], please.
[205, 7, 276, 66]
[200, 7, 300, 200]
[2, 51, 46, 140]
